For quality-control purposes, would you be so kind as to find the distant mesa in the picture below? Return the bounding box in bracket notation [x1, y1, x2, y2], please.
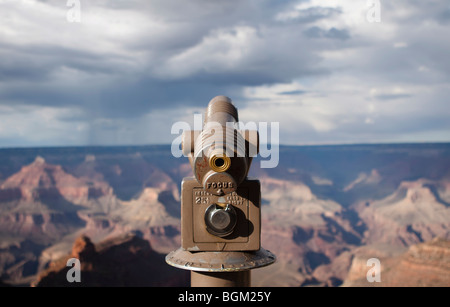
[344, 169, 382, 192]
[358, 179, 450, 246]
[0, 155, 111, 203]
[34, 156, 46, 165]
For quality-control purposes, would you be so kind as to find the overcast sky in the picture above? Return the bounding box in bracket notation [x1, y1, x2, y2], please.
[0, 0, 449, 147]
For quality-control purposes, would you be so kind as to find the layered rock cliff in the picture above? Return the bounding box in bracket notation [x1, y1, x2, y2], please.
[356, 179, 450, 246]
[33, 234, 188, 287]
[343, 237, 450, 286]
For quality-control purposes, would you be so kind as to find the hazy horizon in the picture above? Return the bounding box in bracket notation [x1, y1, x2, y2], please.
[0, 140, 449, 151]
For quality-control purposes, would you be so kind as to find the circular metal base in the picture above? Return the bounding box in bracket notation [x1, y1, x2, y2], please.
[166, 247, 276, 272]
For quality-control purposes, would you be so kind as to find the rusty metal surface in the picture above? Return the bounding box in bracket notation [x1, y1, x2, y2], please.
[165, 247, 276, 272]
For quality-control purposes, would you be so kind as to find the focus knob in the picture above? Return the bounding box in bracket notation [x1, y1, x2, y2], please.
[204, 204, 237, 237]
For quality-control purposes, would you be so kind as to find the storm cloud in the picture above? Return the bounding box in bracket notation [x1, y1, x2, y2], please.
[0, 0, 449, 146]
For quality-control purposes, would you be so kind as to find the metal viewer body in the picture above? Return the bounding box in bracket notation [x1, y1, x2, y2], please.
[166, 95, 275, 287]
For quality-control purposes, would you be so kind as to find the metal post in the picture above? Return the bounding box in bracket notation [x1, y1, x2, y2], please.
[191, 271, 251, 287]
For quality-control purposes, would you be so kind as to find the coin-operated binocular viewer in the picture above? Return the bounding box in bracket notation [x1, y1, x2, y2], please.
[166, 96, 275, 287]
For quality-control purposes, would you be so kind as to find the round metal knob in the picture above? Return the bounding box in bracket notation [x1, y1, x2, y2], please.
[204, 204, 237, 237]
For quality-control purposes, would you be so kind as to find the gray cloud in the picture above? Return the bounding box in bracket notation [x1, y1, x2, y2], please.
[374, 93, 412, 101]
[279, 90, 307, 95]
[304, 26, 350, 40]
[0, 0, 323, 112]
[0, 0, 449, 147]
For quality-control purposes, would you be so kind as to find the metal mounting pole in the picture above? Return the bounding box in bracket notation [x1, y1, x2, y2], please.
[191, 271, 251, 287]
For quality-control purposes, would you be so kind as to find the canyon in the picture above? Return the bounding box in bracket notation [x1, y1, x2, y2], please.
[0, 144, 449, 286]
